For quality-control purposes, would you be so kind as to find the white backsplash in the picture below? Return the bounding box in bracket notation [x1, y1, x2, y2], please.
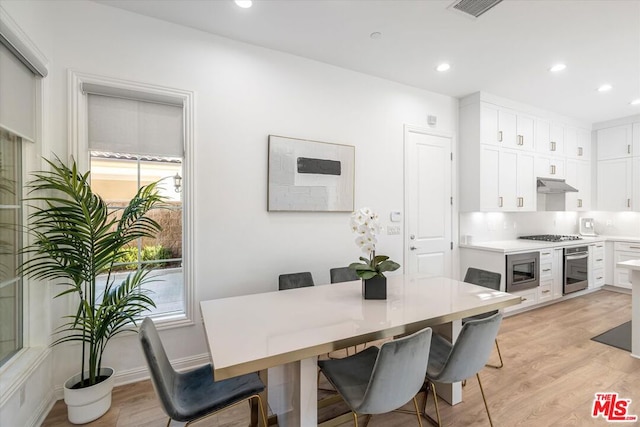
[460, 211, 640, 243]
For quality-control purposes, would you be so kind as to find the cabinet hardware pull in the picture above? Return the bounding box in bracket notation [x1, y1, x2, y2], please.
[629, 246, 640, 250]
[577, 270, 587, 274]
[596, 258, 603, 261]
[628, 199, 631, 208]
[550, 141, 556, 151]
[628, 144, 631, 154]
[522, 298, 528, 301]
[542, 290, 551, 293]
[517, 197, 524, 207]
[498, 196, 503, 207]
[578, 199, 582, 208]
[498, 131, 503, 142]
[578, 146, 583, 156]
[597, 276, 603, 280]
[517, 135, 524, 145]
[542, 252, 551, 255]
[542, 269, 551, 272]
[550, 165, 556, 175]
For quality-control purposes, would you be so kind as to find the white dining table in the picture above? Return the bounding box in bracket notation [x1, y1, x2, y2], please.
[200, 274, 521, 427]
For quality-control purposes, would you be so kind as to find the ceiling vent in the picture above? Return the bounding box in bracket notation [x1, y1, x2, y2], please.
[448, 0, 504, 18]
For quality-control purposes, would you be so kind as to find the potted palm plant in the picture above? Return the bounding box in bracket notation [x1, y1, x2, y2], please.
[19, 157, 165, 424]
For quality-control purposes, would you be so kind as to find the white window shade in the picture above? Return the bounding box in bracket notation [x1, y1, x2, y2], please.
[0, 42, 36, 142]
[88, 94, 184, 157]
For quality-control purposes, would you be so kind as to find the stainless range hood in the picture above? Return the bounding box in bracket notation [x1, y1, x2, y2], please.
[537, 177, 578, 194]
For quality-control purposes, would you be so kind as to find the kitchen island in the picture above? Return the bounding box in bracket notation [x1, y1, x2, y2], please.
[616, 259, 640, 359]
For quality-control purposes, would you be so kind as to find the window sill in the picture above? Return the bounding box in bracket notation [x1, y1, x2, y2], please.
[0, 346, 50, 407]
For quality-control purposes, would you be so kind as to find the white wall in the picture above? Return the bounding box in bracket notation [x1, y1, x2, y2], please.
[1, 0, 457, 422]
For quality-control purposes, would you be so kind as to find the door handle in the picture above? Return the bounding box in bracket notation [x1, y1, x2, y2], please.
[410, 246, 417, 251]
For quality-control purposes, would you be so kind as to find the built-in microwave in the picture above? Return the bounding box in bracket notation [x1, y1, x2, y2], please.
[506, 252, 540, 292]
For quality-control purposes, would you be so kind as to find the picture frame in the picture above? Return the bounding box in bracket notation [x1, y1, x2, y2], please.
[268, 135, 355, 212]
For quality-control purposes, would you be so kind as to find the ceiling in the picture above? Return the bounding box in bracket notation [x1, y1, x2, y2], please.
[95, 0, 640, 124]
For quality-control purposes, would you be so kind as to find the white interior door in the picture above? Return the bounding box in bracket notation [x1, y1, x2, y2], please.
[405, 125, 453, 276]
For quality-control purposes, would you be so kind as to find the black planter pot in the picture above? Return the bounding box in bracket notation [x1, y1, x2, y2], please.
[362, 275, 387, 300]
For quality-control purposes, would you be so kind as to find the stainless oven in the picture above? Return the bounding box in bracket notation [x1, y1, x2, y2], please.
[564, 246, 588, 294]
[506, 252, 540, 292]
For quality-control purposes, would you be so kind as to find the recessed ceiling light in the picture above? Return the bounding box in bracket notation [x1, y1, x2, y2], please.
[234, 0, 252, 8]
[549, 64, 566, 72]
[436, 63, 451, 72]
[631, 99, 640, 106]
[370, 32, 382, 40]
[598, 84, 613, 92]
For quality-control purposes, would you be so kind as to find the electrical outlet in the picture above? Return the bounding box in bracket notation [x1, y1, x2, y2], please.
[387, 226, 401, 235]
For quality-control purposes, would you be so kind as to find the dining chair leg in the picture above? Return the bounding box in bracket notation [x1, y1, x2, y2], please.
[167, 419, 187, 427]
[476, 373, 494, 427]
[486, 339, 504, 369]
[422, 381, 441, 427]
[255, 394, 269, 427]
[413, 396, 424, 427]
[352, 411, 359, 427]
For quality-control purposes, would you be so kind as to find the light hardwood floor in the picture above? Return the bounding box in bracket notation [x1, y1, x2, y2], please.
[43, 289, 639, 426]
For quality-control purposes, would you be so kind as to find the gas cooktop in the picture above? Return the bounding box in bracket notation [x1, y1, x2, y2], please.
[518, 234, 582, 242]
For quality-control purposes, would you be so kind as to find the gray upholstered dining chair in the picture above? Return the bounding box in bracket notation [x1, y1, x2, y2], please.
[463, 267, 504, 368]
[330, 266, 359, 283]
[278, 271, 314, 290]
[139, 317, 268, 427]
[423, 312, 503, 427]
[318, 326, 433, 427]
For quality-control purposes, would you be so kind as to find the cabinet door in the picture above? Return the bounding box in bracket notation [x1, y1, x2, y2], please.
[566, 159, 590, 210]
[516, 114, 535, 151]
[498, 109, 517, 149]
[500, 149, 518, 210]
[536, 155, 565, 179]
[564, 126, 578, 158]
[535, 119, 551, 154]
[480, 104, 500, 146]
[550, 123, 565, 155]
[597, 158, 632, 210]
[480, 145, 502, 211]
[597, 124, 633, 160]
[634, 123, 640, 156]
[576, 128, 591, 160]
[516, 151, 536, 210]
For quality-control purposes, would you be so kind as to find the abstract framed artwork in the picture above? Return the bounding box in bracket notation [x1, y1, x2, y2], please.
[268, 135, 355, 212]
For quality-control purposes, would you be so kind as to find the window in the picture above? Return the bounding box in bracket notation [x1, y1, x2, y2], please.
[71, 75, 194, 324]
[89, 152, 184, 316]
[0, 131, 23, 366]
[0, 22, 47, 367]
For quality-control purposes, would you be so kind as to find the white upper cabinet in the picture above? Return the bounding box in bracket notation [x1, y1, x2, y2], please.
[481, 103, 534, 150]
[576, 128, 591, 160]
[597, 158, 633, 210]
[536, 119, 565, 155]
[536, 155, 565, 179]
[566, 159, 591, 211]
[596, 124, 633, 160]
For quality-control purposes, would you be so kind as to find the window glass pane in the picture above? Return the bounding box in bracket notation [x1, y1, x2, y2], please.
[90, 152, 184, 317]
[0, 129, 22, 366]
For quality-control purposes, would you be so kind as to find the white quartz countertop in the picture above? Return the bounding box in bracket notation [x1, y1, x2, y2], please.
[460, 236, 608, 253]
[617, 259, 640, 270]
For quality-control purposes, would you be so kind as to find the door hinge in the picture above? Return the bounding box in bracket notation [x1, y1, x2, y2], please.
[450, 241, 453, 250]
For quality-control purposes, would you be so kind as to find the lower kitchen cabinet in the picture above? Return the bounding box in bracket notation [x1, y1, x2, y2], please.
[613, 241, 640, 289]
[589, 242, 605, 289]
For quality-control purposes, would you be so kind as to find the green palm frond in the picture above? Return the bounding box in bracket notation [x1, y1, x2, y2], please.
[19, 156, 165, 387]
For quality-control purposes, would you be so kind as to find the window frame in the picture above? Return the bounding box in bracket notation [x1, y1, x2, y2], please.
[69, 70, 195, 328]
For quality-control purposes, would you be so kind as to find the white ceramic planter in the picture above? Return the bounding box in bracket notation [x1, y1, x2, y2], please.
[63, 367, 115, 424]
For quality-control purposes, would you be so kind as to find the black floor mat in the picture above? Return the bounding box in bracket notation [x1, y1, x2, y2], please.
[591, 321, 631, 352]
